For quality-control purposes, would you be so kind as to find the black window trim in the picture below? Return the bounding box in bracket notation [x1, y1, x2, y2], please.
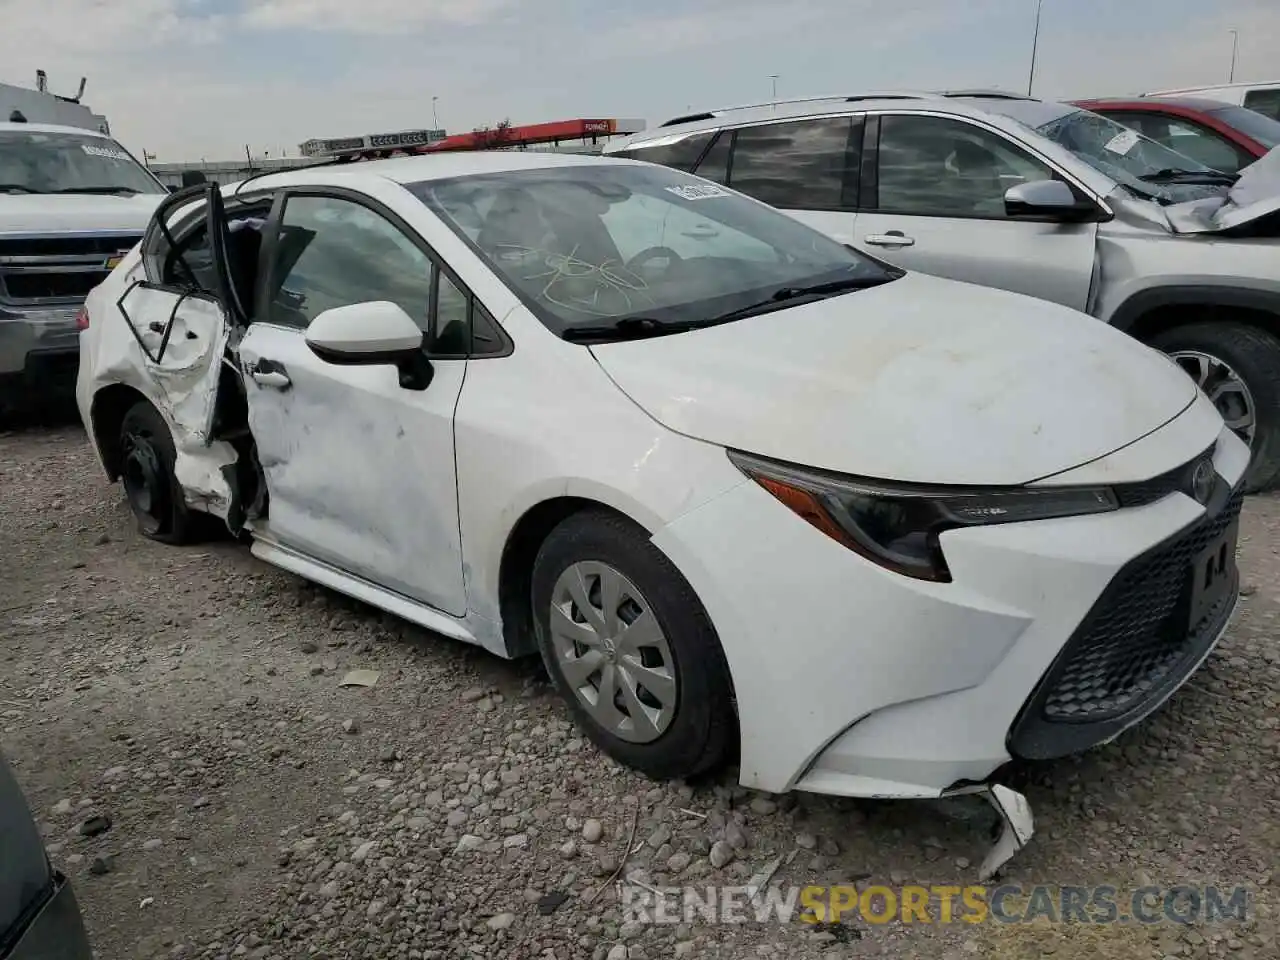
[865, 108, 1110, 223]
[257, 184, 513, 360]
[139, 187, 276, 298]
[709, 113, 865, 213]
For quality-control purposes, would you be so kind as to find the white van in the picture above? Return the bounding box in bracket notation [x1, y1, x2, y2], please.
[1145, 81, 1280, 121]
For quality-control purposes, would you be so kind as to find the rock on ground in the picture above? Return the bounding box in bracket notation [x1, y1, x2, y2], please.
[2, 422, 1278, 960]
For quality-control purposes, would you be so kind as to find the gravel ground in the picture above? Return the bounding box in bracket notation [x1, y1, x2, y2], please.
[2, 420, 1278, 960]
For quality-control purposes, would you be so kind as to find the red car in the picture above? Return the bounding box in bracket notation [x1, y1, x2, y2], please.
[1073, 96, 1280, 175]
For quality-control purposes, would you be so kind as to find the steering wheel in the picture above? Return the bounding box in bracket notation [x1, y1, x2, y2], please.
[626, 246, 684, 274]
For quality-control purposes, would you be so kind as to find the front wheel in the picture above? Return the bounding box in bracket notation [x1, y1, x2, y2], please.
[531, 509, 736, 781]
[118, 400, 202, 544]
[1151, 322, 1280, 493]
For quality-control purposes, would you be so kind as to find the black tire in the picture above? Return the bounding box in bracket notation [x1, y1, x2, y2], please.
[531, 509, 736, 781]
[1149, 322, 1280, 493]
[118, 400, 202, 545]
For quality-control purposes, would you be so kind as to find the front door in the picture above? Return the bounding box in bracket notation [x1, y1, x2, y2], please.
[239, 191, 469, 617]
[853, 113, 1097, 312]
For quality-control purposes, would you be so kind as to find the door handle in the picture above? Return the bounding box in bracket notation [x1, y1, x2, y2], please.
[864, 232, 916, 248]
[249, 358, 291, 390]
[251, 370, 291, 389]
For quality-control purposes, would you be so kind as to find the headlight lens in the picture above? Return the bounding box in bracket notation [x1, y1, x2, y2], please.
[728, 451, 1118, 582]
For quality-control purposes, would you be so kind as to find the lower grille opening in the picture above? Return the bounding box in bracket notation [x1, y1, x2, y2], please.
[1008, 486, 1243, 761]
[2, 270, 108, 301]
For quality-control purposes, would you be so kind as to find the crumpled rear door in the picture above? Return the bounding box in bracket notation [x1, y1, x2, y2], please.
[116, 183, 237, 444]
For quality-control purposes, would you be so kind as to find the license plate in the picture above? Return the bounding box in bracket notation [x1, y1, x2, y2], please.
[1187, 520, 1239, 630]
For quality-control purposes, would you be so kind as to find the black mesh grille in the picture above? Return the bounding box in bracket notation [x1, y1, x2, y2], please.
[0, 235, 140, 258]
[1009, 486, 1242, 760]
[2, 270, 107, 300]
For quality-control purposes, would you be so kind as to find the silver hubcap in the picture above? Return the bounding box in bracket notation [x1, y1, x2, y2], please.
[1169, 350, 1256, 445]
[548, 562, 677, 744]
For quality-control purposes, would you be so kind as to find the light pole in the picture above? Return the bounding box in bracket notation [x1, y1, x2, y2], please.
[1027, 0, 1044, 96]
[432, 96, 440, 130]
[1228, 29, 1239, 83]
[769, 75, 779, 100]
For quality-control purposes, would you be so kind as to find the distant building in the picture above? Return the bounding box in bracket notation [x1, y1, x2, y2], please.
[300, 128, 448, 159]
[147, 157, 315, 189]
[144, 116, 649, 188]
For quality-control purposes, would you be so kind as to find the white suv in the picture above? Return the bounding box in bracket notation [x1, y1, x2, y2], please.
[607, 91, 1280, 491]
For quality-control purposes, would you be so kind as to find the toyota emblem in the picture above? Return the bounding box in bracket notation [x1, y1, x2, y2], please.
[1191, 459, 1215, 505]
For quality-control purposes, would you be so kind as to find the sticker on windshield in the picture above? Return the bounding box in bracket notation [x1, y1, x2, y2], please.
[665, 183, 730, 201]
[1103, 130, 1140, 156]
[81, 144, 132, 162]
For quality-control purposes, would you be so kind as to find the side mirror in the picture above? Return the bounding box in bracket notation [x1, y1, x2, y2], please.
[1004, 180, 1096, 220]
[305, 301, 434, 390]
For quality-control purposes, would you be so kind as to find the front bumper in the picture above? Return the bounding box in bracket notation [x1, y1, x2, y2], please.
[0, 306, 81, 408]
[4, 873, 94, 960]
[651, 407, 1248, 799]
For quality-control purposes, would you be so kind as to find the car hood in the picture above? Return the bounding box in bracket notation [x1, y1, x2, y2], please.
[0, 193, 164, 235]
[589, 273, 1198, 485]
[1165, 144, 1280, 235]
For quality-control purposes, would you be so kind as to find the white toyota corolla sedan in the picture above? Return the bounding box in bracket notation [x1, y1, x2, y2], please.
[77, 151, 1245, 876]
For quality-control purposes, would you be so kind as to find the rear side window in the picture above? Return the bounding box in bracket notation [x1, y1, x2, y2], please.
[612, 131, 715, 172]
[1243, 88, 1280, 122]
[726, 117, 861, 210]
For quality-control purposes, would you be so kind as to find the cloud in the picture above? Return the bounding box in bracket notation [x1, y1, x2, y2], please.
[239, 0, 512, 33]
[1031, 0, 1280, 99]
[0, 0, 223, 63]
[2, 0, 1278, 161]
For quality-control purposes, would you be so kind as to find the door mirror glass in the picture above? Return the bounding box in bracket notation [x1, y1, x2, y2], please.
[305, 301, 425, 363]
[1004, 180, 1089, 218]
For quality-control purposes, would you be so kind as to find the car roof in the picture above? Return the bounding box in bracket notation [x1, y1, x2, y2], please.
[0, 121, 113, 137]
[1147, 81, 1280, 95]
[605, 91, 1121, 203]
[220, 149, 633, 195]
[1075, 95, 1244, 113]
[610, 91, 1080, 149]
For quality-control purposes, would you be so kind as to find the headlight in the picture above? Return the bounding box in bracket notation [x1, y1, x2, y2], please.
[728, 450, 1118, 582]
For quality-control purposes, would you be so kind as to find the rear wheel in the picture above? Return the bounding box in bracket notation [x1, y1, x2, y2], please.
[119, 401, 202, 544]
[531, 509, 735, 780]
[1151, 322, 1280, 493]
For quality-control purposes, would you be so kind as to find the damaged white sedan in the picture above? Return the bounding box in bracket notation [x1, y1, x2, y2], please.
[77, 152, 1246, 877]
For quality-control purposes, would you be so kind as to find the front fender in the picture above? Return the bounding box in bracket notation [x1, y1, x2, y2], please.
[1104, 282, 1280, 334]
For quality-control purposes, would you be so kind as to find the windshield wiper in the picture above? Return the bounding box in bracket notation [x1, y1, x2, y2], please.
[1138, 168, 1239, 185]
[0, 183, 41, 194]
[51, 185, 142, 195]
[562, 275, 900, 344]
[562, 316, 706, 343]
[703, 274, 900, 325]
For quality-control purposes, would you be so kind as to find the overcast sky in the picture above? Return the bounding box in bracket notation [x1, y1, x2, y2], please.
[2, 0, 1276, 161]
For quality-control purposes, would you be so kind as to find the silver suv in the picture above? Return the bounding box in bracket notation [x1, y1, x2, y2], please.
[606, 91, 1280, 491]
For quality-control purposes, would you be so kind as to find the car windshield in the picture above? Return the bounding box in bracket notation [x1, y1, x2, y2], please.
[1031, 108, 1227, 204]
[1209, 105, 1280, 150]
[408, 163, 895, 337]
[0, 130, 163, 196]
